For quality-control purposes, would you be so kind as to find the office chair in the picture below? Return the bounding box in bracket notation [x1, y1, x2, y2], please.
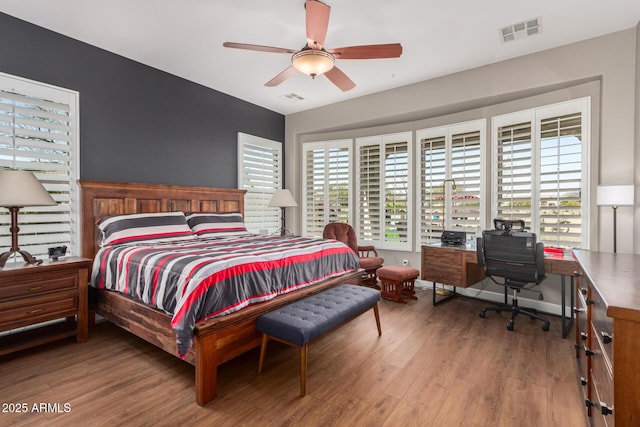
[476, 220, 550, 332]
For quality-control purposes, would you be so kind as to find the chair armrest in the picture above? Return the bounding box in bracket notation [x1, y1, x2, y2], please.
[358, 245, 379, 257]
[476, 237, 484, 267]
[536, 242, 545, 278]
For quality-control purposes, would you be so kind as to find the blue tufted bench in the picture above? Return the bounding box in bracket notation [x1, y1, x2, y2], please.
[256, 284, 382, 396]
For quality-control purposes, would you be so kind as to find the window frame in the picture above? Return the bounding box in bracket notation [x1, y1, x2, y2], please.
[355, 131, 413, 251]
[301, 139, 353, 238]
[237, 132, 282, 234]
[415, 119, 486, 249]
[0, 72, 80, 260]
[491, 97, 591, 249]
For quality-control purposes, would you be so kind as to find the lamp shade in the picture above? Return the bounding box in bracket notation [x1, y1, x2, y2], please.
[596, 185, 634, 207]
[268, 189, 298, 208]
[0, 170, 56, 207]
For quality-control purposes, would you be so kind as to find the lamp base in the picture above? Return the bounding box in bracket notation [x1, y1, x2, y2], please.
[0, 249, 43, 268]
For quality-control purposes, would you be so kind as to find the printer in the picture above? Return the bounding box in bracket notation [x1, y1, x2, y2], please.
[440, 230, 467, 246]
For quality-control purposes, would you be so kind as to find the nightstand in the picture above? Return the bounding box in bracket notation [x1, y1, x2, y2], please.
[0, 256, 92, 356]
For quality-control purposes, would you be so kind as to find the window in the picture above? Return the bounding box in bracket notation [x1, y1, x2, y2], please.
[301, 140, 352, 237]
[237, 133, 282, 234]
[356, 132, 412, 250]
[416, 120, 485, 247]
[492, 98, 590, 248]
[0, 73, 79, 261]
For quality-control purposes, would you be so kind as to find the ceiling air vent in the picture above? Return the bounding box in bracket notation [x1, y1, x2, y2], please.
[279, 93, 305, 101]
[500, 17, 541, 43]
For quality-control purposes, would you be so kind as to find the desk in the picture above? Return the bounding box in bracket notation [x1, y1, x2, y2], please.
[421, 244, 577, 337]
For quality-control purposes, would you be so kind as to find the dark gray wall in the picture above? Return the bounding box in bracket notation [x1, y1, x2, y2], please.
[0, 12, 284, 188]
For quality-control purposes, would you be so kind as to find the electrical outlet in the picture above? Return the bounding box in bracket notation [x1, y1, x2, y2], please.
[402, 259, 409, 266]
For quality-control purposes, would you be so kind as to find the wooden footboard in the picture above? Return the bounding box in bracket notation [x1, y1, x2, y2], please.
[93, 269, 362, 404]
[80, 180, 362, 404]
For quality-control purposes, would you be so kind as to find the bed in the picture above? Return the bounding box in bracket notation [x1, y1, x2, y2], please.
[79, 180, 363, 405]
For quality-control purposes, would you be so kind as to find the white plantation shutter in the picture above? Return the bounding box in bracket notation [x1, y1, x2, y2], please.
[416, 121, 485, 247]
[0, 73, 79, 261]
[451, 130, 482, 234]
[237, 133, 281, 234]
[384, 140, 410, 247]
[495, 120, 533, 228]
[358, 144, 381, 241]
[493, 98, 589, 248]
[356, 132, 412, 250]
[417, 135, 446, 244]
[538, 112, 584, 247]
[302, 140, 352, 237]
[326, 147, 350, 224]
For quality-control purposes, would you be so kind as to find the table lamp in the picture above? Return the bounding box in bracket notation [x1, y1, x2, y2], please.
[268, 189, 297, 236]
[596, 184, 634, 253]
[0, 170, 57, 267]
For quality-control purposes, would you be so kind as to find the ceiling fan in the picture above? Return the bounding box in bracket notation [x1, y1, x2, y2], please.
[223, 0, 402, 92]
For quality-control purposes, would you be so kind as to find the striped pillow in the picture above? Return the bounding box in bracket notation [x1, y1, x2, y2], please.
[185, 212, 249, 238]
[97, 211, 195, 246]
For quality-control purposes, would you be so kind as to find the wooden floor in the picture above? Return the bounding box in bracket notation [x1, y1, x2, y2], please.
[0, 289, 588, 426]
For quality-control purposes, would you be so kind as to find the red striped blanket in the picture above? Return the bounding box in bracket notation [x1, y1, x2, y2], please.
[90, 234, 360, 358]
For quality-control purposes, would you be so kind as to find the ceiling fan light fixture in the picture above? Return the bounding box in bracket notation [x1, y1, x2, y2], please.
[292, 49, 334, 78]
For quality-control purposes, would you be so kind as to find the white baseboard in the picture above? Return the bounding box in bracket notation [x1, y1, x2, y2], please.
[415, 279, 568, 317]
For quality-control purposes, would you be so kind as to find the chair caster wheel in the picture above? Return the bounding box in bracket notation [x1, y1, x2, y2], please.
[538, 294, 544, 301]
[506, 323, 514, 331]
[542, 323, 550, 332]
[479, 311, 486, 319]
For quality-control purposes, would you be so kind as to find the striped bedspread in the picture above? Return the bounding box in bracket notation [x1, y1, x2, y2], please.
[90, 234, 360, 358]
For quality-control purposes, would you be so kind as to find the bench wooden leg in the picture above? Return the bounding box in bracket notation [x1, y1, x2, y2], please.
[373, 303, 382, 336]
[258, 333, 269, 375]
[300, 344, 308, 397]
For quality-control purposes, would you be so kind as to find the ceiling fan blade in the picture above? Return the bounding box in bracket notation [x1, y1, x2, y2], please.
[306, 0, 331, 49]
[223, 42, 296, 55]
[265, 66, 298, 87]
[324, 66, 356, 92]
[328, 43, 403, 59]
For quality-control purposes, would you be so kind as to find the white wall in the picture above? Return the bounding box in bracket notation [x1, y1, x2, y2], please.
[635, 21, 640, 254]
[285, 27, 638, 256]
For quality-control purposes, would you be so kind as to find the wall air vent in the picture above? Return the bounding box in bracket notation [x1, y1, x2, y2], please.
[500, 17, 541, 43]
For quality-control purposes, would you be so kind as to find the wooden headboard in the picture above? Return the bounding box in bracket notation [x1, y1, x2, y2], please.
[79, 180, 246, 260]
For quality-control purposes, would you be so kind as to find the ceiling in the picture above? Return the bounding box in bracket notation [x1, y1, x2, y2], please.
[1, 0, 640, 115]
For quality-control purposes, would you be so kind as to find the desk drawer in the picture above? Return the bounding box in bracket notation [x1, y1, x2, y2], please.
[422, 248, 463, 286]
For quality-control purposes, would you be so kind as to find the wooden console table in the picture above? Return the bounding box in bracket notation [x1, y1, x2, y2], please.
[421, 243, 578, 337]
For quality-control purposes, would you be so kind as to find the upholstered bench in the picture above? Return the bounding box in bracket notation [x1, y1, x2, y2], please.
[256, 284, 381, 396]
[377, 265, 420, 303]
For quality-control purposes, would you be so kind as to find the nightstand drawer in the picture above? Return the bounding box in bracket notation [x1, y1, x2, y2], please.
[0, 257, 91, 354]
[0, 272, 78, 300]
[0, 290, 78, 330]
